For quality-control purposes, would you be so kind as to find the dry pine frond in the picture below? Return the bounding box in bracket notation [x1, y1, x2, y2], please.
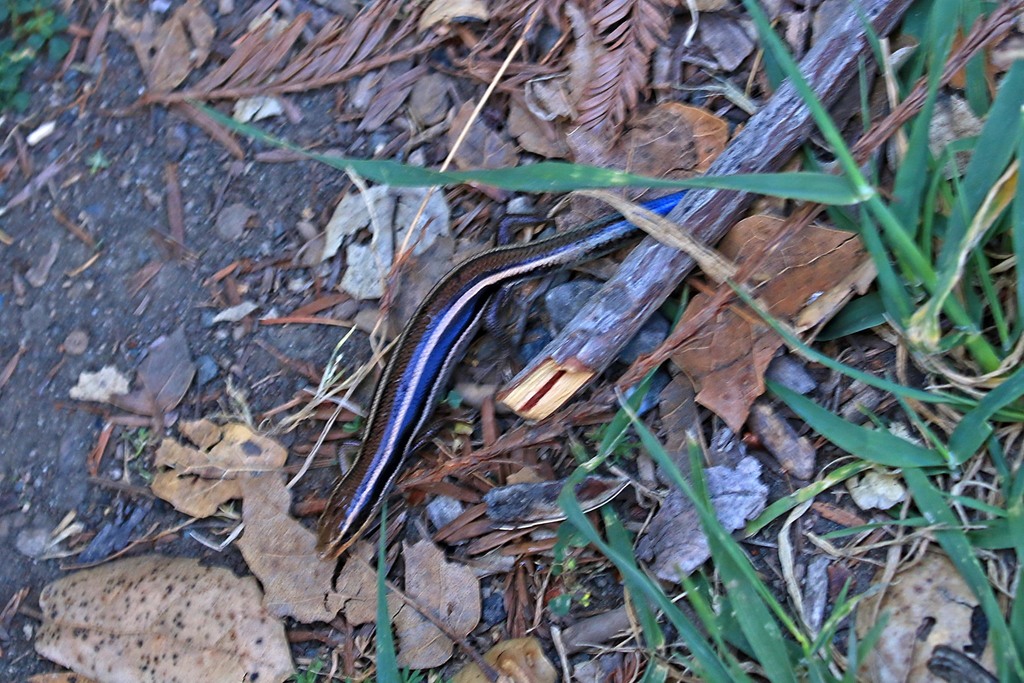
[576, 0, 673, 138]
[145, 0, 424, 104]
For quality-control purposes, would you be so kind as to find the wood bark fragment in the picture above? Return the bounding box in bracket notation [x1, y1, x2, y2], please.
[499, 0, 914, 419]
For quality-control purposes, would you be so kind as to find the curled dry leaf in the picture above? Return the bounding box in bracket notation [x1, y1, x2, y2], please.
[394, 539, 480, 668]
[35, 555, 293, 683]
[151, 420, 286, 518]
[237, 474, 387, 624]
[28, 674, 100, 682]
[232, 96, 284, 123]
[451, 637, 557, 683]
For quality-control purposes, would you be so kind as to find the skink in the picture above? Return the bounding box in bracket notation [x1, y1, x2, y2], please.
[316, 190, 686, 558]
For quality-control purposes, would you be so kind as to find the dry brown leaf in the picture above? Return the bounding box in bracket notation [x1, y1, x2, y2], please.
[451, 637, 557, 683]
[323, 186, 452, 299]
[28, 674, 100, 683]
[699, 14, 755, 72]
[447, 101, 519, 170]
[359, 64, 430, 132]
[151, 420, 286, 517]
[35, 556, 293, 683]
[524, 76, 575, 121]
[622, 103, 728, 176]
[114, 0, 215, 92]
[508, 101, 571, 158]
[109, 326, 196, 417]
[565, 103, 727, 225]
[672, 216, 867, 431]
[857, 552, 996, 682]
[394, 539, 480, 668]
[237, 474, 386, 624]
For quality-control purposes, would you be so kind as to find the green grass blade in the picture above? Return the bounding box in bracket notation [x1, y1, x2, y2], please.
[890, 0, 956, 232]
[944, 60, 1024, 252]
[947, 365, 1024, 463]
[557, 471, 739, 682]
[197, 103, 860, 201]
[1011, 563, 1024, 661]
[745, 461, 870, 536]
[684, 454, 799, 683]
[603, 508, 665, 649]
[769, 381, 946, 468]
[816, 292, 887, 340]
[1014, 108, 1024, 341]
[856, 212, 915, 323]
[375, 501, 399, 680]
[625, 419, 803, 681]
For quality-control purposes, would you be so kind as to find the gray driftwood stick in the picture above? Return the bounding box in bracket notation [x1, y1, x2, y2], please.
[504, 0, 914, 398]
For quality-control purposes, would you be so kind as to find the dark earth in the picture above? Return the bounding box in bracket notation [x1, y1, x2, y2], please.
[1, 5, 388, 676]
[2, 0, 984, 678]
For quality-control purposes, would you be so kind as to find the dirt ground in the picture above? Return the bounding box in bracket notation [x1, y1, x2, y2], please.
[0, 13, 377, 675]
[6, 0, 996, 679]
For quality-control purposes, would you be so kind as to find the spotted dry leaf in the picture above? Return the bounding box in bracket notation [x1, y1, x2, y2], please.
[151, 420, 287, 518]
[35, 555, 293, 683]
[857, 552, 996, 681]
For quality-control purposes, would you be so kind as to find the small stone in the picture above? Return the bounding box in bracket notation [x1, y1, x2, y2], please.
[426, 496, 464, 531]
[544, 280, 600, 330]
[617, 313, 670, 364]
[164, 124, 189, 160]
[16, 526, 52, 559]
[63, 329, 90, 355]
[195, 355, 219, 387]
[482, 592, 506, 626]
[408, 73, 451, 126]
[765, 354, 816, 395]
[516, 326, 552, 364]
